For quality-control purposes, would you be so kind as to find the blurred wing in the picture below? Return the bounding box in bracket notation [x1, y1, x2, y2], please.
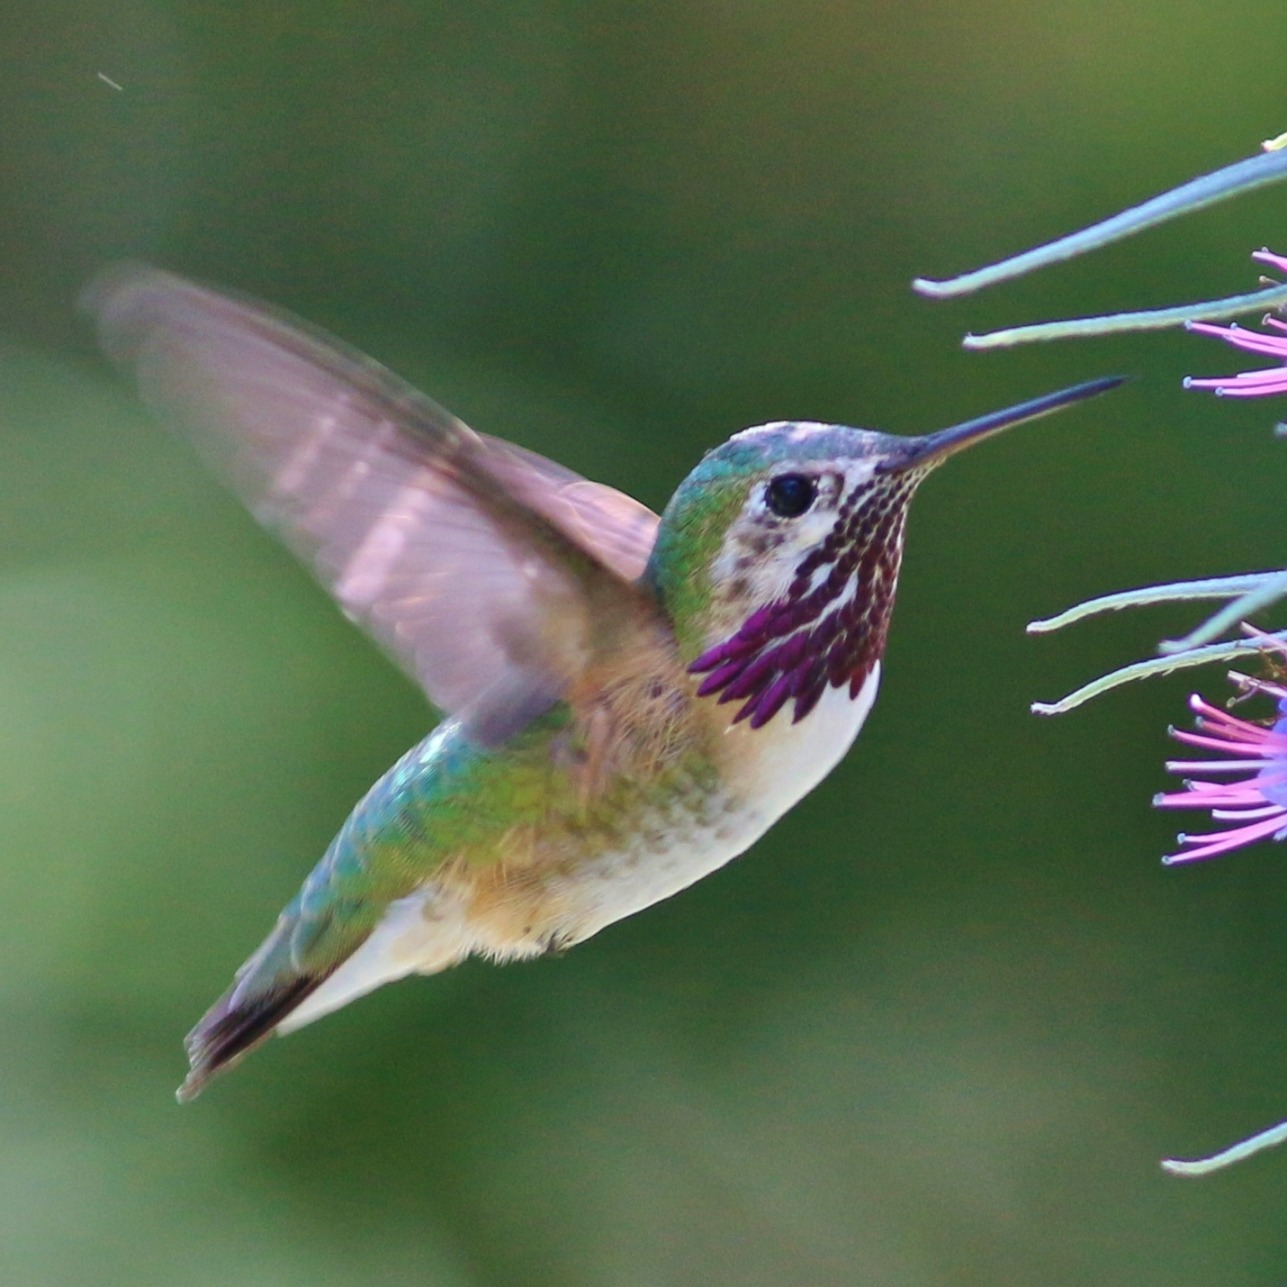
[85, 265, 663, 743]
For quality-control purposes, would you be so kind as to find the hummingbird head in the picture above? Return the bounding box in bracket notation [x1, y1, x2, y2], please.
[647, 378, 1122, 729]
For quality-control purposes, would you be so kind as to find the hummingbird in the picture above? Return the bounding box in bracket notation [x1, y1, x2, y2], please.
[84, 265, 1120, 1101]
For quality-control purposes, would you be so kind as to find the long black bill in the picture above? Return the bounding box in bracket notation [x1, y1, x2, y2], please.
[878, 375, 1127, 474]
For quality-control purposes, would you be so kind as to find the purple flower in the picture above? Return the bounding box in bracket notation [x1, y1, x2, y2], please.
[1156, 678, 1287, 864]
[1185, 251, 1287, 398]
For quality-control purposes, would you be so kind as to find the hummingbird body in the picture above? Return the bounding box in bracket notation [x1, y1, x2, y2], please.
[83, 266, 1119, 1099]
[272, 665, 878, 1037]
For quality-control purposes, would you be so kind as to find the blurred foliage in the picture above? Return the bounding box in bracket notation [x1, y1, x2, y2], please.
[2, 1, 1287, 1284]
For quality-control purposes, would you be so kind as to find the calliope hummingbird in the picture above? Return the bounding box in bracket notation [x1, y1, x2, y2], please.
[84, 266, 1120, 1100]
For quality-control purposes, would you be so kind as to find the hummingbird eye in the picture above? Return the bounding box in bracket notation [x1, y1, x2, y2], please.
[764, 473, 818, 519]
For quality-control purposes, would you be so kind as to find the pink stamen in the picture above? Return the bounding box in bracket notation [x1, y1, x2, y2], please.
[1189, 694, 1278, 729]
[1211, 804, 1286, 820]
[1157, 784, 1275, 807]
[1190, 374, 1287, 397]
[1164, 811, 1287, 864]
[1185, 289, 1287, 399]
[1164, 759, 1284, 773]
[1158, 680, 1287, 864]
[1183, 783, 1281, 803]
[1186, 326, 1287, 359]
[1174, 716, 1278, 742]
[1168, 729, 1282, 753]
[1252, 248, 1287, 275]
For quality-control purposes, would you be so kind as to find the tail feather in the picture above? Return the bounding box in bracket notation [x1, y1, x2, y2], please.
[177, 909, 344, 1102]
[177, 972, 327, 1102]
[175, 871, 435, 1099]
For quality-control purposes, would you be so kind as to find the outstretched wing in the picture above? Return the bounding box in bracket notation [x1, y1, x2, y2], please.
[86, 266, 663, 743]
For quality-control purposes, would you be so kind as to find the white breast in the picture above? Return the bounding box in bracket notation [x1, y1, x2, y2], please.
[736, 661, 881, 823]
[552, 662, 882, 941]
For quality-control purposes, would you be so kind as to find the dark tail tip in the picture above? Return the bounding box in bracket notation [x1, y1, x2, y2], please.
[176, 975, 320, 1103]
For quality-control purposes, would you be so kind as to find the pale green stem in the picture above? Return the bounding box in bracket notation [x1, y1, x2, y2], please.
[1158, 568, 1287, 653]
[913, 147, 1287, 299]
[961, 282, 1287, 350]
[1163, 1119, 1287, 1177]
[1031, 635, 1287, 716]
[1027, 574, 1280, 634]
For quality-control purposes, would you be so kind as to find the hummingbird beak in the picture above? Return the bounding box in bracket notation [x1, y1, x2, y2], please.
[876, 375, 1127, 474]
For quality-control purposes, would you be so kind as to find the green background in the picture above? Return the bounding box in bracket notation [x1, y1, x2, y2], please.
[2, 2, 1286, 1283]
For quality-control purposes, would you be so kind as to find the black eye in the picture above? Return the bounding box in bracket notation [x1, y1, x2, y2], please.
[765, 473, 818, 518]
